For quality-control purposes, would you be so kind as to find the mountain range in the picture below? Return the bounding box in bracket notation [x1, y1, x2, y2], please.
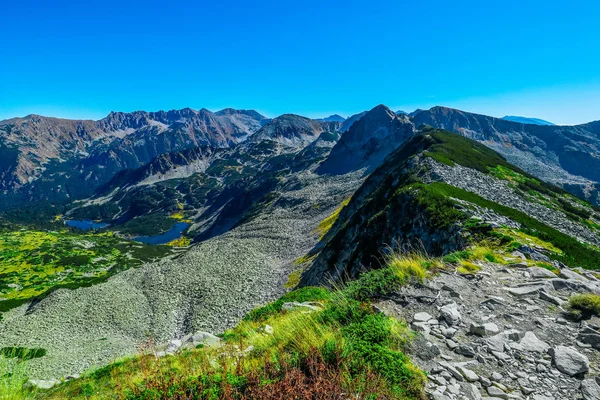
[2, 104, 598, 223]
[2, 102, 600, 399]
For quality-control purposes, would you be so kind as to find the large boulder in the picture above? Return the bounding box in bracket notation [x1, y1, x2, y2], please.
[191, 331, 221, 347]
[550, 346, 590, 376]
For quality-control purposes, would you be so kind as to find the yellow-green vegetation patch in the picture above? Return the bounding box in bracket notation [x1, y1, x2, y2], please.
[568, 293, 600, 320]
[443, 243, 506, 273]
[165, 236, 191, 247]
[489, 165, 530, 184]
[496, 228, 563, 255]
[457, 261, 481, 274]
[0, 228, 170, 308]
[285, 254, 318, 289]
[315, 197, 351, 240]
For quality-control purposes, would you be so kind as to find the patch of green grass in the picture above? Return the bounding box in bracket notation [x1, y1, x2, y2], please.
[344, 252, 430, 301]
[0, 353, 37, 400]
[457, 261, 481, 274]
[243, 286, 331, 323]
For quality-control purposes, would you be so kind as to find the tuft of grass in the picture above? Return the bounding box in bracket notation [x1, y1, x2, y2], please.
[387, 252, 429, 283]
[470, 245, 507, 264]
[0, 351, 36, 400]
[457, 261, 481, 274]
[568, 293, 600, 320]
[0, 347, 46, 361]
[243, 286, 331, 323]
[344, 252, 430, 301]
[315, 197, 351, 240]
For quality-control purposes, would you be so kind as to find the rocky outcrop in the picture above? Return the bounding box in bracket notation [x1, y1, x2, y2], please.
[376, 259, 600, 400]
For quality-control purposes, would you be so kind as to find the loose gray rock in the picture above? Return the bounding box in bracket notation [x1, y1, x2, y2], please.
[550, 346, 590, 376]
[560, 268, 587, 281]
[540, 291, 566, 306]
[440, 302, 461, 326]
[191, 331, 221, 347]
[29, 379, 61, 390]
[581, 378, 600, 400]
[457, 366, 479, 382]
[413, 311, 433, 322]
[512, 331, 550, 353]
[529, 266, 558, 279]
[470, 322, 500, 337]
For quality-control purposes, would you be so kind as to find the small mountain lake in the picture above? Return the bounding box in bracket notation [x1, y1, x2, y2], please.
[65, 220, 109, 230]
[133, 222, 190, 245]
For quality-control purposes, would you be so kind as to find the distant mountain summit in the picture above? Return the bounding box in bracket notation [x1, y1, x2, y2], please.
[317, 114, 346, 123]
[318, 104, 414, 175]
[502, 115, 555, 126]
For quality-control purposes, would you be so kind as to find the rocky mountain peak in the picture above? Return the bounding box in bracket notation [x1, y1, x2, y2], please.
[249, 114, 326, 147]
[317, 104, 415, 175]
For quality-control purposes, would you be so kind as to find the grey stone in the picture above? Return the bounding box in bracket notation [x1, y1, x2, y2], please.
[503, 285, 545, 297]
[457, 365, 479, 382]
[281, 301, 322, 311]
[166, 339, 182, 354]
[470, 322, 500, 337]
[192, 332, 221, 347]
[459, 382, 482, 400]
[440, 302, 462, 326]
[529, 266, 558, 279]
[539, 291, 566, 306]
[581, 378, 600, 400]
[512, 331, 550, 353]
[549, 346, 590, 376]
[456, 344, 476, 357]
[413, 311, 433, 322]
[439, 361, 464, 382]
[487, 385, 508, 399]
[480, 376, 492, 387]
[29, 379, 61, 390]
[491, 372, 503, 381]
[559, 268, 587, 281]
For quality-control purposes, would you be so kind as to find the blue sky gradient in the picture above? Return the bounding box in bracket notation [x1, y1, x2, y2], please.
[1, 0, 599, 124]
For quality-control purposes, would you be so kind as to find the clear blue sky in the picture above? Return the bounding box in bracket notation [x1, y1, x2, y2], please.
[1, 0, 599, 125]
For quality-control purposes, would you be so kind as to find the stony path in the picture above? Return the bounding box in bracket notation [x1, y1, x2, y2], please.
[376, 257, 600, 400]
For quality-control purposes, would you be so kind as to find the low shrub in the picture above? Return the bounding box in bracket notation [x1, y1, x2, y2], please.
[568, 293, 600, 320]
